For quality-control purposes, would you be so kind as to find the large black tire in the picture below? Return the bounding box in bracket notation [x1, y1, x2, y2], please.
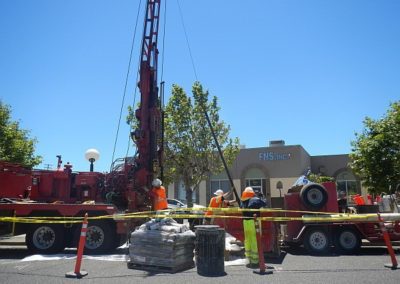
[75, 221, 116, 254]
[334, 227, 361, 254]
[303, 226, 330, 254]
[300, 183, 328, 211]
[26, 224, 66, 254]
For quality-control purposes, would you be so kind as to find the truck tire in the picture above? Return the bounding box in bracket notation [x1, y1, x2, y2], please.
[334, 228, 361, 254]
[300, 183, 328, 211]
[303, 226, 330, 254]
[26, 224, 65, 254]
[75, 221, 116, 254]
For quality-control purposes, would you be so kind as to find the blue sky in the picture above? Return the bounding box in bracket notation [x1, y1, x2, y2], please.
[1, 0, 399, 172]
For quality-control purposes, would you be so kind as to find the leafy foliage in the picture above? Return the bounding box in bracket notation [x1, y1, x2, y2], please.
[163, 82, 240, 206]
[350, 101, 400, 194]
[0, 101, 42, 168]
[307, 173, 334, 183]
[126, 82, 240, 206]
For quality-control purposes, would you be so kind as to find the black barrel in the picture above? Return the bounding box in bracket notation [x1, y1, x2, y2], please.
[195, 225, 225, 276]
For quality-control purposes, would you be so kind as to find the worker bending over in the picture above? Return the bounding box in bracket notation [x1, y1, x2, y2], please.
[204, 189, 236, 225]
[241, 187, 267, 268]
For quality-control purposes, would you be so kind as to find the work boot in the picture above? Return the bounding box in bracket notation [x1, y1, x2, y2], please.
[246, 263, 259, 269]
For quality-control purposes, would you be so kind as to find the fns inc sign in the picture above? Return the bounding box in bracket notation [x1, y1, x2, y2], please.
[259, 152, 291, 161]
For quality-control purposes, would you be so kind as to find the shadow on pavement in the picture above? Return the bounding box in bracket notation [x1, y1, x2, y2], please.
[282, 245, 400, 257]
[265, 251, 287, 264]
[0, 247, 32, 259]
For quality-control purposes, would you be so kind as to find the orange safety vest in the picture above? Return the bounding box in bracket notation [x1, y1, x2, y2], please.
[205, 196, 223, 217]
[151, 186, 168, 210]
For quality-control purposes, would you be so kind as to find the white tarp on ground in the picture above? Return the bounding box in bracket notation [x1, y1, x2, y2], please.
[225, 258, 248, 266]
[21, 253, 247, 266]
[225, 232, 243, 252]
[21, 232, 246, 266]
[21, 243, 130, 262]
[21, 254, 129, 262]
[20, 254, 247, 266]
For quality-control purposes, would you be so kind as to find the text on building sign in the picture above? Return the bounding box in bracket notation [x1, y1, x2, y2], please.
[259, 152, 291, 161]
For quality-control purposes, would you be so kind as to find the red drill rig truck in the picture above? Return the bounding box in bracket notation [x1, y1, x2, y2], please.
[0, 0, 163, 254]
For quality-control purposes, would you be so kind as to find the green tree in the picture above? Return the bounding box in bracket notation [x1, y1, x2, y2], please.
[307, 173, 334, 184]
[0, 101, 42, 168]
[164, 82, 240, 207]
[350, 101, 400, 194]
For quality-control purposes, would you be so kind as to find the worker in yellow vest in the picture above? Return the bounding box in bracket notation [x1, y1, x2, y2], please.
[241, 186, 267, 268]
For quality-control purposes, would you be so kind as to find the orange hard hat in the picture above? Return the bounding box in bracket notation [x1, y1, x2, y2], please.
[241, 187, 255, 201]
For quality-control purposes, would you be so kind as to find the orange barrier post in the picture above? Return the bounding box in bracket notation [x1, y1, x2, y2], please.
[66, 213, 89, 278]
[377, 213, 398, 270]
[253, 214, 273, 275]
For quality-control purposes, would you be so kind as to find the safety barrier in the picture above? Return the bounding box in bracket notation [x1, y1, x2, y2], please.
[253, 214, 273, 275]
[1, 207, 399, 276]
[1, 207, 400, 224]
[3, 205, 393, 223]
[65, 213, 89, 278]
[0, 208, 400, 224]
[377, 213, 398, 270]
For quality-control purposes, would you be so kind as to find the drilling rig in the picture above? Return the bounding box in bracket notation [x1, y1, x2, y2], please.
[104, 0, 163, 215]
[0, 0, 165, 254]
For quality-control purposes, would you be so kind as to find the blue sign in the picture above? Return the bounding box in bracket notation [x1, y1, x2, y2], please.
[259, 152, 291, 161]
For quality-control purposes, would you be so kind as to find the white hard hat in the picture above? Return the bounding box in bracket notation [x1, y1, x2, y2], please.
[152, 178, 162, 187]
[243, 187, 254, 193]
[214, 189, 224, 196]
[241, 187, 255, 201]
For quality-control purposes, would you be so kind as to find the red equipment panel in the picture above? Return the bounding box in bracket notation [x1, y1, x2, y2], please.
[214, 211, 278, 253]
[0, 162, 31, 199]
[0, 202, 116, 216]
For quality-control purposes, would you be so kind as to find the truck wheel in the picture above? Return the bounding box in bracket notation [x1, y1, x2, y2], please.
[76, 221, 115, 254]
[300, 183, 328, 210]
[303, 227, 330, 254]
[334, 228, 361, 254]
[26, 224, 65, 254]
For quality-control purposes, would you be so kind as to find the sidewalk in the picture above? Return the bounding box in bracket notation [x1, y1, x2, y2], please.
[0, 234, 26, 246]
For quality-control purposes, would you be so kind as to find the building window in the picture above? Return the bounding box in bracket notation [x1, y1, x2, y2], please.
[336, 171, 359, 204]
[210, 179, 230, 194]
[245, 178, 266, 196]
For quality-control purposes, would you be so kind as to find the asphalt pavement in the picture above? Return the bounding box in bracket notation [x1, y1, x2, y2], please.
[1, 243, 400, 284]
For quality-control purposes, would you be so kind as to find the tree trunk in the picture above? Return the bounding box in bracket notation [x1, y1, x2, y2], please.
[185, 181, 194, 208]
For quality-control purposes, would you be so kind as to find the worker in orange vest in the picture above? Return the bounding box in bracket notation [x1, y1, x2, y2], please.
[149, 178, 168, 211]
[204, 189, 235, 224]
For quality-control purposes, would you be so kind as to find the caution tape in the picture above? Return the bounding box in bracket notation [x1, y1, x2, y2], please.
[1, 207, 399, 224]
[0, 214, 388, 224]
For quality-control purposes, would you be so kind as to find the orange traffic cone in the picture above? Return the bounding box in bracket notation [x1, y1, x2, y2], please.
[66, 213, 89, 278]
[377, 213, 398, 269]
[253, 214, 273, 275]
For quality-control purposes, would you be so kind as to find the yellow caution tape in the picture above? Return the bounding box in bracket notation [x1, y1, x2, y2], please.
[1, 209, 399, 224]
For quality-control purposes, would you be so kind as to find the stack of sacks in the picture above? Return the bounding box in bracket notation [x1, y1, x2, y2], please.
[129, 218, 196, 268]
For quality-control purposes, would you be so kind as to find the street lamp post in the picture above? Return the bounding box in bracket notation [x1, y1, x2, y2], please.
[85, 149, 100, 172]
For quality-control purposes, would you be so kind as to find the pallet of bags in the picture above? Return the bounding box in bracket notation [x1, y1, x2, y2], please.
[128, 218, 196, 273]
